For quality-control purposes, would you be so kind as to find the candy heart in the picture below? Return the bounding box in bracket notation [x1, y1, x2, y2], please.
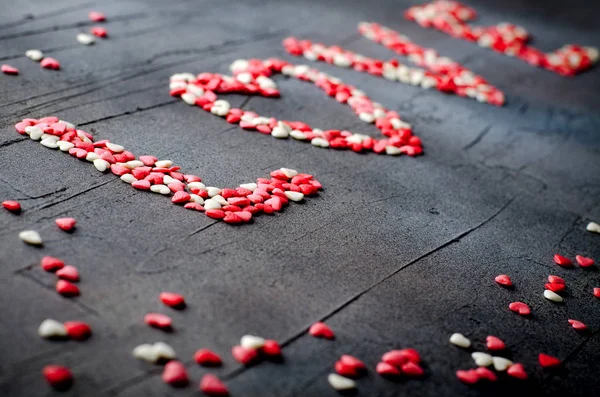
[575, 255, 594, 267]
[41, 256, 65, 272]
[162, 360, 189, 387]
[384, 348, 421, 364]
[449, 333, 471, 348]
[340, 354, 366, 370]
[200, 374, 229, 396]
[132, 180, 151, 190]
[144, 313, 172, 330]
[40, 57, 60, 70]
[171, 191, 191, 204]
[1, 64, 19, 75]
[335, 360, 360, 378]
[494, 274, 512, 286]
[594, 288, 600, 298]
[401, 361, 424, 376]
[553, 254, 573, 267]
[139, 155, 158, 166]
[568, 319, 587, 331]
[508, 301, 531, 315]
[159, 292, 186, 309]
[475, 367, 497, 381]
[153, 341, 176, 360]
[56, 265, 80, 282]
[327, 373, 356, 390]
[456, 369, 479, 384]
[548, 275, 565, 285]
[587, 221, 600, 234]
[56, 280, 80, 297]
[472, 352, 493, 367]
[545, 283, 565, 293]
[539, 353, 561, 368]
[240, 335, 266, 350]
[544, 290, 564, 303]
[492, 356, 513, 371]
[55, 217, 76, 232]
[19, 230, 43, 245]
[194, 348, 222, 366]
[43, 365, 73, 390]
[38, 319, 68, 339]
[64, 321, 92, 340]
[2, 200, 21, 213]
[376, 362, 402, 376]
[261, 340, 282, 357]
[507, 363, 528, 379]
[308, 322, 335, 339]
[486, 336, 506, 351]
[231, 345, 259, 365]
[133, 344, 160, 363]
[88, 11, 106, 22]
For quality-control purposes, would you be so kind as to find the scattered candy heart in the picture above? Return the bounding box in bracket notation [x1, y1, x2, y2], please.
[232, 345, 259, 365]
[43, 365, 73, 390]
[554, 254, 573, 267]
[262, 340, 282, 357]
[472, 352, 493, 367]
[40, 57, 61, 70]
[41, 256, 65, 272]
[133, 344, 160, 363]
[144, 313, 172, 330]
[494, 274, 512, 286]
[538, 353, 561, 368]
[56, 280, 80, 297]
[492, 356, 513, 371]
[159, 292, 186, 308]
[456, 369, 478, 384]
[88, 11, 106, 22]
[544, 290, 564, 303]
[548, 275, 565, 285]
[194, 348, 222, 366]
[382, 348, 421, 365]
[474, 367, 497, 381]
[575, 255, 594, 267]
[55, 217, 76, 232]
[38, 319, 68, 339]
[76, 33, 95, 45]
[507, 363, 528, 379]
[449, 333, 471, 348]
[19, 230, 43, 245]
[509, 301, 531, 316]
[240, 335, 266, 350]
[594, 288, 600, 298]
[401, 361, 424, 376]
[376, 361, 402, 376]
[25, 49, 44, 61]
[91, 26, 108, 38]
[545, 283, 566, 293]
[2, 200, 21, 213]
[308, 322, 335, 339]
[1, 64, 19, 75]
[56, 265, 80, 282]
[327, 373, 356, 390]
[162, 360, 189, 387]
[64, 321, 92, 340]
[568, 319, 587, 331]
[486, 335, 506, 351]
[586, 221, 600, 234]
[200, 374, 229, 396]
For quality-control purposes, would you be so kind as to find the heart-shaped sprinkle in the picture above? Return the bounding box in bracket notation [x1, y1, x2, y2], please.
[144, 313, 172, 330]
[449, 333, 471, 348]
[91, 26, 108, 38]
[456, 369, 479, 384]
[486, 335, 506, 351]
[240, 335, 266, 350]
[568, 319, 587, 331]
[472, 352, 493, 367]
[231, 345, 259, 365]
[2, 200, 21, 213]
[543, 290, 564, 303]
[38, 319, 68, 339]
[43, 365, 73, 390]
[56, 265, 80, 282]
[327, 373, 356, 390]
[376, 362, 402, 376]
[41, 256, 65, 272]
[586, 221, 600, 234]
[548, 275, 565, 285]
[26, 49, 44, 61]
[553, 254, 573, 267]
[545, 283, 565, 293]
[171, 191, 191, 204]
[594, 288, 600, 298]
[40, 57, 60, 70]
[401, 361, 424, 376]
[200, 374, 229, 396]
[507, 363, 528, 379]
[575, 255, 594, 267]
[19, 230, 43, 245]
[132, 180, 151, 190]
[159, 292, 185, 309]
[56, 280, 80, 297]
[494, 274, 512, 286]
[475, 367, 497, 381]
[509, 301, 531, 315]
[492, 356, 513, 371]
[335, 360, 360, 378]
[1, 64, 19, 75]
[133, 344, 159, 363]
[55, 217, 76, 232]
[194, 348, 222, 366]
[162, 360, 189, 387]
[88, 11, 106, 22]
[63, 321, 91, 340]
[153, 341, 176, 360]
[308, 322, 335, 339]
[340, 354, 366, 370]
[262, 340, 282, 357]
[539, 353, 561, 368]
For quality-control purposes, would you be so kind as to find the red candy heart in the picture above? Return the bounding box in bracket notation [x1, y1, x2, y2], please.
[55, 217, 76, 232]
[2, 64, 19, 75]
[494, 274, 512, 286]
[594, 288, 600, 298]
[308, 322, 335, 339]
[548, 275, 565, 285]
[507, 363, 528, 379]
[144, 313, 172, 330]
[486, 335, 506, 351]
[159, 292, 186, 309]
[376, 362, 401, 376]
[539, 353, 561, 368]
[456, 369, 479, 384]
[171, 191, 191, 204]
[553, 254, 573, 267]
[575, 255, 594, 268]
[43, 365, 73, 389]
[194, 348, 222, 366]
[162, 360, 189, 387]
[56, 265, 80, 282]
[509, 301, 531, 316]
[545, 283, 566, 293]
[335, 360, 360, 378]
[261, 340, 282, 357]
[340, 354, 366, 370]
[382, 348, 420, 365]
[41, 256, 65, 272]
[64, 321, 92, 340]
[2, 200, 21, 213]
[568, 319, 587, 331]
[56, 280, 80, 297]
[231, 345, 259, 365]
[475, 367, 497, 381]
[401, 361, 424, 377]
[200, 374, 229, 396]
[132, 180, 151, 190]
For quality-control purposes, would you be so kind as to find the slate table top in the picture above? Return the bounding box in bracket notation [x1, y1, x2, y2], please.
[1, 0, 599, 396]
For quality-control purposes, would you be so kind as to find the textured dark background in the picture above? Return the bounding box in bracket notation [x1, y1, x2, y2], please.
[1, 0, 599, 396]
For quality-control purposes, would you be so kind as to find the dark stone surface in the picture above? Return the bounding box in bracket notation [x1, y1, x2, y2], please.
[0, 0, 599, 396]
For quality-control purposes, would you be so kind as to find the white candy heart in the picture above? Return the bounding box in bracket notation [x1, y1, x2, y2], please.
[59, 120, 75, 129]
[472, 352, 493, 367]
[271, 127, 289, 139]
[76, 33, 95, 45]
[150, 184, 171, 195]
[186, 84, 204, 97]
[492, 356, 513, 371]
[311, 137, 329, 148]
[189, 194, 204, 204]
[188, 182, 206, 191]
[290, 130, 307, 140]
[93, 159, 110, 172]
[153, 342, 176, 360]
[86, 152, 100, 162]
[285, 191, 304, 202]
[327, 373, 356, 390]
[212, 195, 228, 206]
[586, 221, 600, 234]
[40, 137, 58, 149]
[155, 160, 172, 168]
[181, 93, 196, 105]
[358, 112, 375, 123]
[207, 187, 221, 197]
[19, 230, 43, 245]
[544, 290, 564, 303]
[239, 183, 257, 192]
[106, 142, 124, 153]
[449, 333, 471, 348]
[25, 49, 44, 61]
[385, 145, 402, 156]
[240, 335, 266, 350]
[125, 160, 144, 169]
[203, 199, 221, 210]
[120, 174, 138, 184]
[133, 344, 160, 363]
[38, 319, 67, 339]
[27, 126, 43, 140]
[57, 141, 75, 152]
[280, 168, 298, 178]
